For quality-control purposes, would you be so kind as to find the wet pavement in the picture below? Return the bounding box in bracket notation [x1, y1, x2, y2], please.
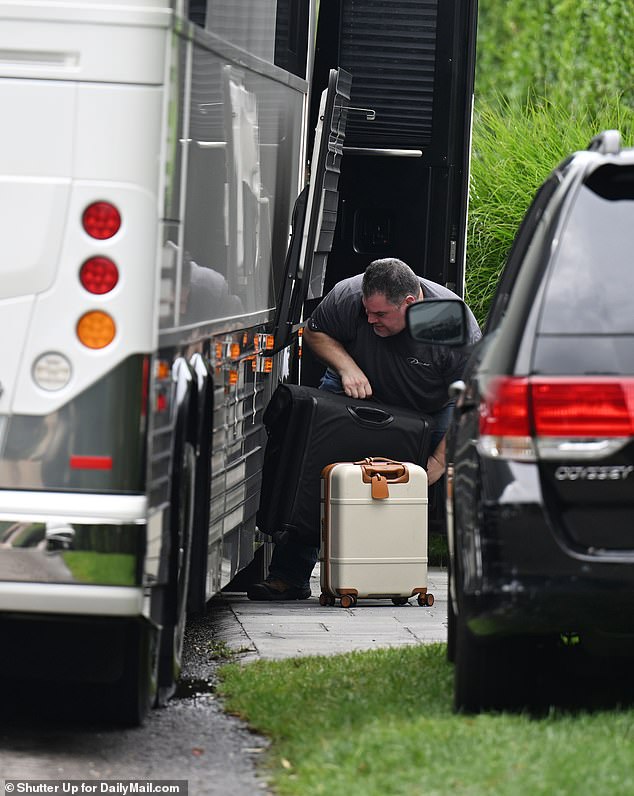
[0, 566, 447, 796]
[0, 607, 270, 796]
[210, 565, 448, 662]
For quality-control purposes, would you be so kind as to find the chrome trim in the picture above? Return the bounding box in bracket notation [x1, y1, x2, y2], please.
[158, 307, 275, 346]
[0, 519, 145, 586]
[476, 435, 632, 462]
[343, 147, 423, 157]
[0, 492, 147, 523]
[0, 583, 144, 616]
[476, 435, 536, 461]
[348, 106, 376, 120]
[536, 437, 631, 460]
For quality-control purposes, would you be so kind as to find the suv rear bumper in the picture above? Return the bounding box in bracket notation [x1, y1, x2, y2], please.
[463, 573, 634, 639]
[458, 500, 634, 639]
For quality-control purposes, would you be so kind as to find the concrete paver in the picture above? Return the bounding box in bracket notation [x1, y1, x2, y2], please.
[211, 565, 448, 661]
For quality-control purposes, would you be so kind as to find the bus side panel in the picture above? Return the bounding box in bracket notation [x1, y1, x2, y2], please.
[155, 24, 307, 598]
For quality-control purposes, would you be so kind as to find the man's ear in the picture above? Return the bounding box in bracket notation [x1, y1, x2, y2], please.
[403, 294, 418, 306]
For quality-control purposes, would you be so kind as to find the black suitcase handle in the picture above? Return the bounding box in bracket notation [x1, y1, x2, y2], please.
[346, 404, 394, 428]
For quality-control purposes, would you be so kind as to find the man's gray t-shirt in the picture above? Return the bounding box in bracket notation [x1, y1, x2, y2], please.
[306, 275, 481, 413]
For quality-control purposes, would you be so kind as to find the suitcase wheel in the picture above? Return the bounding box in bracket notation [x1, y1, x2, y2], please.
[417, 593, 434, 607]
[319, 593, 336, 607]
[391, 597, 409, 606]
[340, 594, 357, 609]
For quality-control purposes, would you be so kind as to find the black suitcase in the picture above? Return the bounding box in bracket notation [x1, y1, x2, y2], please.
[256, 384, 432, 546]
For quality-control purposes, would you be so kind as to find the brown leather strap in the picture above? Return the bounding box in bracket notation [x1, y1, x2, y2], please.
[354, 456, 401, 466]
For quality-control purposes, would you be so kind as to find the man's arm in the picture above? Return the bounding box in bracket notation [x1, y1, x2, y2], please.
[426, 435, 446, 486]
[303, 326, 373, 399]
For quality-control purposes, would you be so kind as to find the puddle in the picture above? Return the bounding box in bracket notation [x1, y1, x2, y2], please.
[173, 677, 217, 699]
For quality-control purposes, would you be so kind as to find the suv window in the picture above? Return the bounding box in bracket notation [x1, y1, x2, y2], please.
[539, 165, 634, 335]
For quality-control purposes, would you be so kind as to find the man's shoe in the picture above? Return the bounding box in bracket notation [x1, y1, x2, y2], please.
[246, 578, 311, 601]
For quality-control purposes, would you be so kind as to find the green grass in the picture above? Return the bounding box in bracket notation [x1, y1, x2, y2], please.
[428, 532, 448, 567]
[218, 644, 634, 795]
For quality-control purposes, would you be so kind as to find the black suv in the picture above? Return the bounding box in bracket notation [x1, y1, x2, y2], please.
[408, 130, 634, 712]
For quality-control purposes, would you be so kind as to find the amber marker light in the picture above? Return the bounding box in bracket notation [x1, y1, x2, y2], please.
[155, 359, 171, 379]
[77, 311, 116, 349]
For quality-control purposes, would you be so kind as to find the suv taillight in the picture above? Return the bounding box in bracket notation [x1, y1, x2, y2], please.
[478, 376, 634, 460]
[532, 379, 634, 437]
[478, 377, 533, 460]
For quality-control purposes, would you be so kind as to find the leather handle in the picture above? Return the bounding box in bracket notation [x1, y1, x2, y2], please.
[346, 405, 394, 428]
[361, 464, 409, 485]
[354, 457, 402, 466]
[354, 457, 410, 485]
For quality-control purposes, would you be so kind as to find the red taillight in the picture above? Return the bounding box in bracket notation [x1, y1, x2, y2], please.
[480, 377, 634, 439]
[70, 455, 113, 470]
[479, 377, 530, 437]
[79, 257, 119, 294]
[141, 355, 150, 417]
[531, 378, 634, 437]
[82, 202, 121, 240]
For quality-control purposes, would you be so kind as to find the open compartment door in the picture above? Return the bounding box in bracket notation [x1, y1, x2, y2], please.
[268, 67, 352, 354]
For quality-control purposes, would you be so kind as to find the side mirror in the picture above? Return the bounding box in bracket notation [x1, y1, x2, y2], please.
[406, 298, 468, 346]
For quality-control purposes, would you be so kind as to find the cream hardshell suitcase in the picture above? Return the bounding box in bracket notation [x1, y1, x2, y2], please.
[319, 458, 434, 608]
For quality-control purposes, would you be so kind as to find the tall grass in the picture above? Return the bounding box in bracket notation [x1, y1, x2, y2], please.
[466, 0, 634, 325]
[476, 0, 634, 113]
[466, 98, 634, 325]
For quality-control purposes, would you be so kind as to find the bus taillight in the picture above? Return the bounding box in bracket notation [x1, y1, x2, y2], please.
[82, 202, 121, 240]
[77, 311, 116, 349]
[80, 257, 119, 294]
[69, 455, 113, 470]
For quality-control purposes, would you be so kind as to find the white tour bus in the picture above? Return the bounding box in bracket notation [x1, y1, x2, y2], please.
[0, 0, 477, 723]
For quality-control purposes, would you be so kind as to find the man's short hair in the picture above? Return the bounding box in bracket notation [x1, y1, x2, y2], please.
[362, 258, 421, 305]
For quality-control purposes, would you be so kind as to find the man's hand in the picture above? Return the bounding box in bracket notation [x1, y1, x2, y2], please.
[340, 366, 373, 399]
[303, 326, 373, 399]
[426, 453, 445, 486]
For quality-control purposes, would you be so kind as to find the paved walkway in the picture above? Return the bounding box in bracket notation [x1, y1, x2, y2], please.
[211, 565, 448, 661]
